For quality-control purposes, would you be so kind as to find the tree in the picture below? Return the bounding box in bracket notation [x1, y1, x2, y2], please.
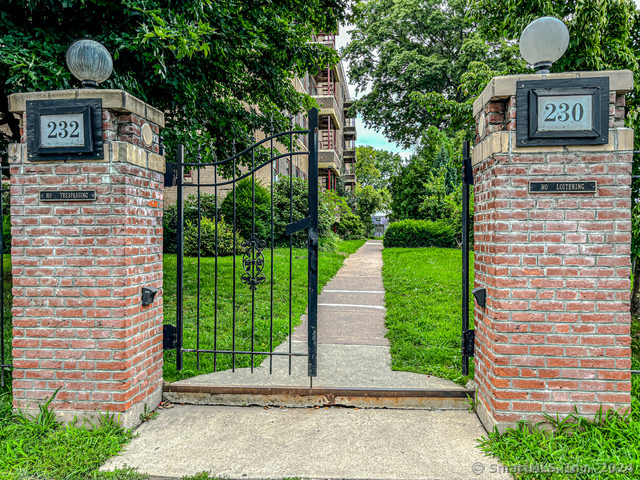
[0, 0, 348, 167]
[355, 146, 404, 190]
[473, 0, 639, 75]
[419, 0, 640, 133]
[354, 147, 382, 188]
[388, 127, 463, 221]
[343, 0, 515, 146]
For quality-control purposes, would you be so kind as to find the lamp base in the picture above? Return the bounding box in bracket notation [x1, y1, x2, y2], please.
[81, 80, 99, 89]
[533, 61, 552, 75]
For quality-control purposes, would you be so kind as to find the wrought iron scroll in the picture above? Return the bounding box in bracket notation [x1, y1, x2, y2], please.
[241, 237, 267, 290]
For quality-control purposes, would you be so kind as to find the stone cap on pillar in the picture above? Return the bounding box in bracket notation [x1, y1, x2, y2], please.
[8, 89, 165, 127]
[473, 70, 634, 117]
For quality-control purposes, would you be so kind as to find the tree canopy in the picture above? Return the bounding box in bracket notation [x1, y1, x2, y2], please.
[343, 0, 517, 146]
[0, 0, 348, 164]
[345, 0, 640, 143]
[354, 145, 404, 190]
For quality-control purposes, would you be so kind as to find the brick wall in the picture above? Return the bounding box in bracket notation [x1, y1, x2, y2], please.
[472, 73, 633, 431]
[8, 90, 165, 428]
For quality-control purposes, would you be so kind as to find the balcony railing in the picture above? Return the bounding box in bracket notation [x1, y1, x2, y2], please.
[345, 118, 356, 127]
[314, 33, 336, 48]
[310, 83, 340, 107]
[344, 139, 356, 150]
[320, 129, 339, 154]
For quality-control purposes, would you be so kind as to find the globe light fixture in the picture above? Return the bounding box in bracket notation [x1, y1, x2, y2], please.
[66, 39, 113, 88]
[519, 17, 569, 74]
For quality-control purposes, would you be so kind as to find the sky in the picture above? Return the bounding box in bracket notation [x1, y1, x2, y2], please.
[335, 25, 414, 160]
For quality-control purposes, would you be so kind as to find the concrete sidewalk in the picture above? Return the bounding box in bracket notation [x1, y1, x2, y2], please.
[102, 404, 511, 480]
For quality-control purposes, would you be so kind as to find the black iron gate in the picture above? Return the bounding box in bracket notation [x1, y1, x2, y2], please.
[167, 108, 319, 377]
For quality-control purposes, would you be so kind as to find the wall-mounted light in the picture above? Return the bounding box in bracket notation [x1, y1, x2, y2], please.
[66, 39, 113, 89]
[519, 17, 569, 74]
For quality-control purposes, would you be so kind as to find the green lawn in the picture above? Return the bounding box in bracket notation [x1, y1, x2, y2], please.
[163, 240, 366, 382]
[382, 247, 474, 386]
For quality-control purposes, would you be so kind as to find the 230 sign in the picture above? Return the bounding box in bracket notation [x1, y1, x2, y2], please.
[543, 102, 584, 122]
[537, 94, 593, 132]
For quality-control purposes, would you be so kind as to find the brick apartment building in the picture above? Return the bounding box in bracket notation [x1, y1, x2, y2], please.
[164, 31, 357, 205]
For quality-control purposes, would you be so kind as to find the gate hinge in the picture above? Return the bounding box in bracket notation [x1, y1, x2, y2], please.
[163, 324, 178, 350]
[462, 329, 475, 357]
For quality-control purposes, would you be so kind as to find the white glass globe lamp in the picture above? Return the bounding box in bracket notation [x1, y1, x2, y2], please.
[66, 39, 113, 88]
[519, 17, 569, 74]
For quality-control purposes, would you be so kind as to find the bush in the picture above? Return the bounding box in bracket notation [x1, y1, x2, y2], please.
[336, 210, 366, 240]
[163, 203, 178, 253]
[273, 176, 310, 247]
[319, 231, 340, 252]
[273, 177, 344, 247]
[220, 178, 271, 241]
[164, 193, 220, 254]
[184, 217, 243, 257]
[383, 219, 456, 248]
[184, 192, 219, 226]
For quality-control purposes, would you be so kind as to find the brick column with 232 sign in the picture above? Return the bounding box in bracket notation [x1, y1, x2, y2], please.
[8, 89, 165, 428]
[472, 70, 634, 432]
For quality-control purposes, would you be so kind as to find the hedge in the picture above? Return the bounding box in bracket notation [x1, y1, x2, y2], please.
[383, 219, 456, 249]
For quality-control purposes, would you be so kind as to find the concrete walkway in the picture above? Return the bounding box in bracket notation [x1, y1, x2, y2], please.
[172, 241, 461, 390]
[101, 241, 512, 479]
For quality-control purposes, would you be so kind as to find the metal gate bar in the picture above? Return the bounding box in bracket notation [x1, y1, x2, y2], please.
[461, 140, 473, 376]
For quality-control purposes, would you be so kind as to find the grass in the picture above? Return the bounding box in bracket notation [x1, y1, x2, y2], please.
[163, 239, 366, 381]
[1, 254, 11, 388]
[0, 386, 137, 480]
[381, 247, 474, 386]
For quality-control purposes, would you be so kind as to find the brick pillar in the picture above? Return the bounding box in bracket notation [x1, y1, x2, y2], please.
[8, 90, 165, 428]
[472, 71, 634, 432]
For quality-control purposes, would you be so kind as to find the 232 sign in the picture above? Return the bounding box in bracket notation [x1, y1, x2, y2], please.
[39, 113, 85, 148]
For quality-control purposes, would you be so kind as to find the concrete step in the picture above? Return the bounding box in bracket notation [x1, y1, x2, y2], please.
[163, 384, 474, 410]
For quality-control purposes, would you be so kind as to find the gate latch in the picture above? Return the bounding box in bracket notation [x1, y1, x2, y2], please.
[462, 329, 475, 357]
[163, 324, 178, 350]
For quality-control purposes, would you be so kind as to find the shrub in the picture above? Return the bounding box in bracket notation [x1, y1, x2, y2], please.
[163, 203, 178, 253]
[164, 193, 220, 254]
[319, 189, 351, 238]
[319, 231, 340, 252]
[220, 178, 271, 241]
[184, 192, 219, 226]
[383, 219, 456, 248]
[184, 217, 243, 257]
[336, 210, 366, 239]
[273, 176, 310, 247]
[273, 177, 343, 247]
